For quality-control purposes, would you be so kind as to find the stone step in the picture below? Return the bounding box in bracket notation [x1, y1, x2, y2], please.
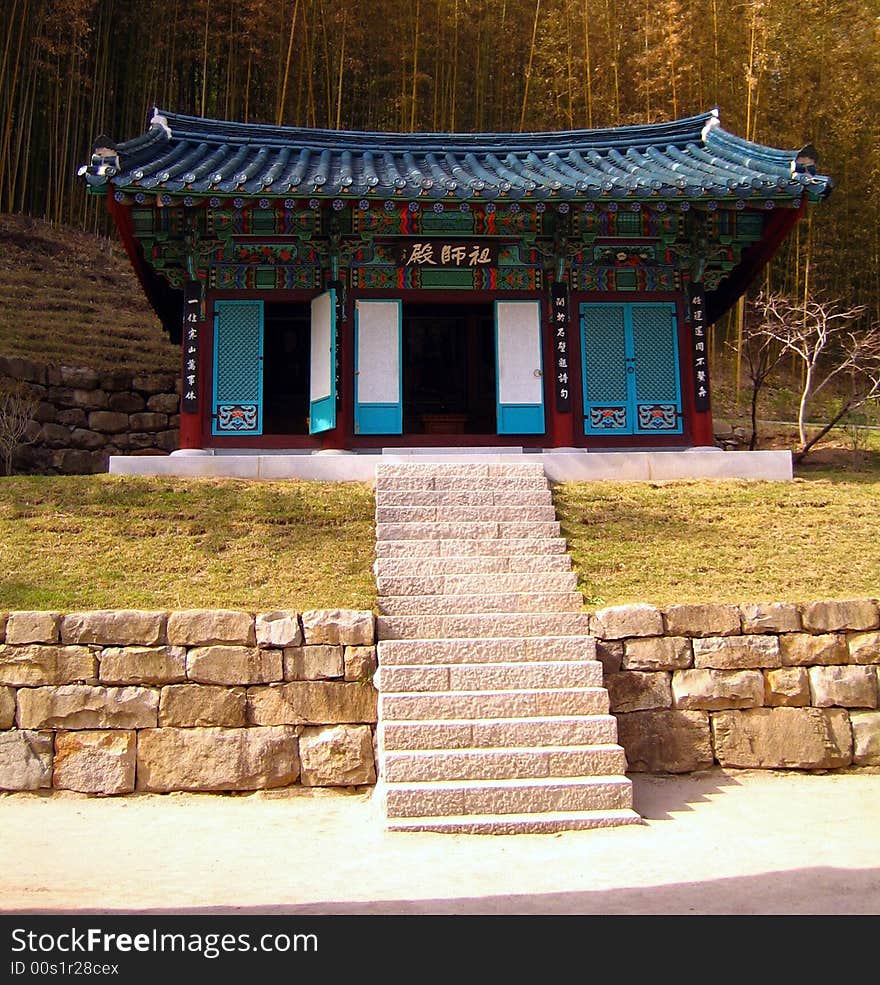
[384, 808, 643, 834]
[376, 571, 579, 596]
[376, 463, 548, 486]
[379, 686, 609, 720]
[377, 714, 621, 750]
[376, 489, 553, 508]
[377, 611, 593, 639]
[379, 660, 603, 693]
[383, 744, 627, 782]
[375, 537, 568, 559]
[377, 636, 596, 665]
[374, 555, 574, 577]
[375, 505, 558, 524]
[376, 520, 561, 541]
[378, 591, 585, 616]
[383, 775, 633, 817]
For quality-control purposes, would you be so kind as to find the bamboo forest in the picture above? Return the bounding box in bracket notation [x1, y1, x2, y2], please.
[1, 0, 878, 325]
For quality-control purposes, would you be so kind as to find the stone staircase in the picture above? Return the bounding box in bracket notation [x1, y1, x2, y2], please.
[373, 461, 641, 834]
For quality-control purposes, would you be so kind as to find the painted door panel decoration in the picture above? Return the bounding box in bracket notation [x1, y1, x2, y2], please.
[355, 299, 403, 434]
[212, 299, 263, 435]
[495, 300, 545, 434]
[309, 289, 337, 434]
[581, 302, 682, 435]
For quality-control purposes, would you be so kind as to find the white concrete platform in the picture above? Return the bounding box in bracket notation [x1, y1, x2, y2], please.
[107, 447, 793, 482]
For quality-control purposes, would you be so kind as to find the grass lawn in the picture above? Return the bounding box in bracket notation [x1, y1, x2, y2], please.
[555, 462, 880, 607]
[2, 459, 878, 614]
[0, 476, 376, 611]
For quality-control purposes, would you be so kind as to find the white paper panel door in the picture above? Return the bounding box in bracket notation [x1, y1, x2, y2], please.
[495, 299, 545, 434]
[355, 299, 402, 434]
[309, 289, 336, 434]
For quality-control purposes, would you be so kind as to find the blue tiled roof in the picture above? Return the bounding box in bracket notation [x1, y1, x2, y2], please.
[81, 108, 832, 204]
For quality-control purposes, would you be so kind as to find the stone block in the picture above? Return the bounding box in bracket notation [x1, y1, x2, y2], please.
[846, 631, 880, 664]
[301, 609, 375, 646]
[136, 725, 300, 791]
[99, 646, 186, 685]
[247, 681, 378, 726]
[108, 391, 145, 413]
[764, 667, 810, 707]
[32, 401, 57, 423]
[61, 610, 166, 646]
[808, 666, 878, 708]
[87, 410, 129, 434]
[40, 422, 72, 446]
[0, 687, 14, 728]
[51, 448, 107, 474]
[594, 639, 624, 675]
[53, 730, 136, 795]
[156, 429, 179, 451]
[0, 644, 96, 686]
[623, 636, 692, 671]
[69, 428, 106, 450]
[255, 611, 302, 648]
[779, 633, 848, 666]
[0, 730, 53, 789]
[851, 712, 880, 766]
[663, 603, 741, 637]
[591, 603, 664, 640]
[605, 671, 671, 713]
[672, 668, 764, 710]
[740, 602, 802, 634]
[166, 609, 254, 646]
[147, 392, 180, 414]
[5, 611, 60, 645]
[186, 645, 282, 685]
[130, 411, 168, 431]
[283, 645, 344, 681]
[616, 710, 713, 773]
[344, 646, 378, 683]
[299, 724, 376, 786]
[711, 708, 852, 769]
[60, 365, 99, 389]
[56, 408, 87, 428]
[692, 634, 781, 669]
[16, 685, 158, 730]
[801, 599, 880, 633]
[132, 374, 175, 395]
[159, 684, 247, 727]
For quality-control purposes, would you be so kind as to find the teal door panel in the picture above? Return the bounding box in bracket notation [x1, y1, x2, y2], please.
[212, 300, 264, 435]
[309, 289, 337, 434]
[581, 303, 682, 436]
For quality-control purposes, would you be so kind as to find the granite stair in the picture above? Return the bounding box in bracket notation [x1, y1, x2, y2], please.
[373, 461, 641, 834]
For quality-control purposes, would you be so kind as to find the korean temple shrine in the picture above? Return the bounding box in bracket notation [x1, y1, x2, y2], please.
[79, 108, 832, 479]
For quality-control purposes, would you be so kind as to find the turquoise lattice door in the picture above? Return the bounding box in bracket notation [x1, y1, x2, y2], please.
[212, 300, 264, 435]
[580, 302, 682, 436]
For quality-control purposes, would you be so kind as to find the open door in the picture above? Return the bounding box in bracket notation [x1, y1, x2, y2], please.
[212, 299, 263, 435]
[495, 300, 545, 434]
[355, 299, 403, 434]
[309, 289, 337, 434]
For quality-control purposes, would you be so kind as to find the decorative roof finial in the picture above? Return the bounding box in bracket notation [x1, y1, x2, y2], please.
[150, 107, 171, 138]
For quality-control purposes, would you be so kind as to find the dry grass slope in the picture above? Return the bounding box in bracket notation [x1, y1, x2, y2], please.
[0, 213, 178, 374]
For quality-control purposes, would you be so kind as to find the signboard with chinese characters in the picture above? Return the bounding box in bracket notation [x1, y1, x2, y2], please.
[688, 283, 711, 412]
[397, 240, 498, 268]
[550, 282, 571, 413]
[181, 281, 201, 414]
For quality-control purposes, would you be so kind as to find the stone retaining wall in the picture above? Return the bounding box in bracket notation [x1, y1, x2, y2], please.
[0, 356, 179, 474]
[591, 598, 880, 772]
[0, 608, 378, 794]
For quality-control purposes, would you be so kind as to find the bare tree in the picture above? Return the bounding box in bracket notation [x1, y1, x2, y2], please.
[750, 292, 880, 462]
[731, 316, 789, 450]
[0, 382, 38, 476]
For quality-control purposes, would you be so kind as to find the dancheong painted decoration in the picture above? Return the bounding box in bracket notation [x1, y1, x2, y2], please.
[79, 108, 832, 452]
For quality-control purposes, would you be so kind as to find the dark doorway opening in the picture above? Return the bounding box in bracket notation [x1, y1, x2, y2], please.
[263, 302, 310, 434]
[402, 303, 496, 434]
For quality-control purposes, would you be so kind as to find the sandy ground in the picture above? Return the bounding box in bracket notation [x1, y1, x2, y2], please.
[1, 769, 878, 916]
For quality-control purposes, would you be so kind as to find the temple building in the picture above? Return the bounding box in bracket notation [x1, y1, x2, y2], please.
[79, 108, 831, 477]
